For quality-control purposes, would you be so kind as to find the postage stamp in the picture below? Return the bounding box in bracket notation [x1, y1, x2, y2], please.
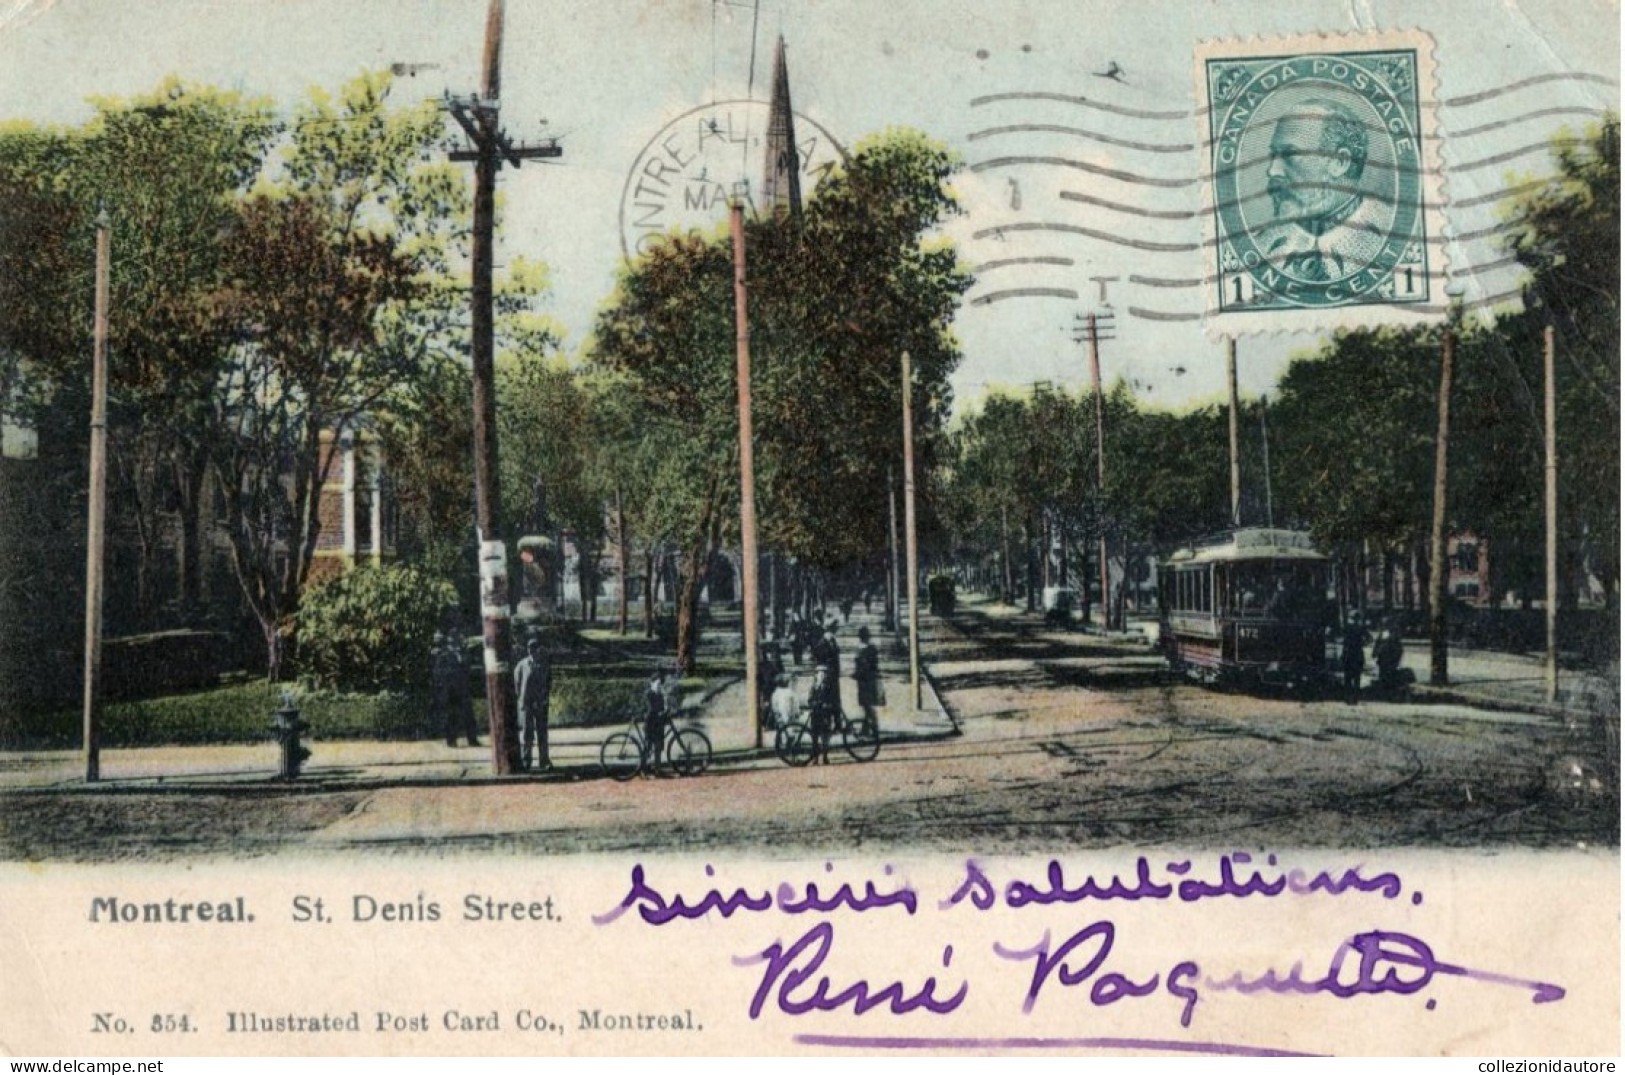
[1196, 30, 1444, 334]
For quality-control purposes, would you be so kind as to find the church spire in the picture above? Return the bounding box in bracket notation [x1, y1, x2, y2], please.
[760, 35, 802, 222]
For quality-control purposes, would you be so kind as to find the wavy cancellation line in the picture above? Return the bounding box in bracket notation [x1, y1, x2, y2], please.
[1109, 254, 1525, 292]
[969, 287, 1080, 306]
[971, 256, 1076, 273]
[967, 72, 1616, 123]
[968, 107, 1613, 165]
[966, 285, 1528, 320]
[1049, 177, 1573, 227]
[969, 135, 1596, 194]
[1050, 175, 1571, 224]
[967, 124, 1195, 155]
[970, 215, 1543, 255]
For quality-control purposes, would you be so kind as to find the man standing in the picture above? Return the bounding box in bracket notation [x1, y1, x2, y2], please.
[810, 622, 840, 677]
[853, 625, 882, 731]
[757, 638, 783, 733]
[514, 637, 552, 771]
[642, 665, 667, 769]
[436, 632, 480, 748]
[1341, 613, 1368, 705]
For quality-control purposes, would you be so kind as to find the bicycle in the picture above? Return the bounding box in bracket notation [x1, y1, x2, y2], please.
[773, 705, 879, 766]
[600, 714, 713, 781]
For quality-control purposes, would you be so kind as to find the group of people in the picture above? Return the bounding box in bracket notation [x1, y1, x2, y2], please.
[1340, 614, 1407, 703]
[433, 605, 892, 773]
[760, 615, 884, 761]
[432, 632, 554, 771]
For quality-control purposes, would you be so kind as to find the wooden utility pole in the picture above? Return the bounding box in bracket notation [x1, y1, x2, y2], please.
[731, 203, 763, 747]
[1227, 336, 1241, 526]
[1543, 324, 1558, 703]
[448, 0, 561, 774]
[887, 463, 900, 635]
[82, 209, 111, 784]
[901, 351, 921, 709]
[1088, 313, 1110, 631]
[615, 487, 629, 636]
[1428, 324, 1455, 686]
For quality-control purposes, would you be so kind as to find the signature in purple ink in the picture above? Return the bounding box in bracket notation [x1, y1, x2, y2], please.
[994, 920, 1202, 1026]
[594, 863, 919, 927]
[941, 853, 1406, 912]
[733, 921, 968, 1020]
[1205, 930, 1566, 1004]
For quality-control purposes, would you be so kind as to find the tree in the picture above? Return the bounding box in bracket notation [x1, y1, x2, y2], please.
[946, 393, 1034, 602]
[207, 72, 467, 679]
[1502, 114, 1620, 605]
[590, 130, 971, 670]
[1270, 327, 1441, 595]
[1, 84, 280, 627]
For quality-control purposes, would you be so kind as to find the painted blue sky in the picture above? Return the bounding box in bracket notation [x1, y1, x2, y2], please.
[0, 0, 1616, 413]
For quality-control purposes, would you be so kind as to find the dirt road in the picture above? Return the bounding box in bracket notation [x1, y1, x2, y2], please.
[1, 598, 1614, 860]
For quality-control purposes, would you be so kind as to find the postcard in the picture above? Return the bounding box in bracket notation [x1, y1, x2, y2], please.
[0, 0, 1617, 1058]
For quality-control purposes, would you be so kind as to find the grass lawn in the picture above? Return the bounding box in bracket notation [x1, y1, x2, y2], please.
[0, 656, 735, 750]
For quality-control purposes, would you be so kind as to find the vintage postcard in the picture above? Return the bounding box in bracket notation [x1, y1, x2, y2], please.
[0, 0, 1618, 1059]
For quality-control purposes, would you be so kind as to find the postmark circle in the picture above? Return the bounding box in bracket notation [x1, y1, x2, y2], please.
[619, 99, 847, 261]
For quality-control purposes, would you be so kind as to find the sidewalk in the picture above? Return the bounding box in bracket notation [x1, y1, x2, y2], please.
[953, 589, 1617, 722]
[1401, 647, 1618, 721]
[0, 607, 957, 792]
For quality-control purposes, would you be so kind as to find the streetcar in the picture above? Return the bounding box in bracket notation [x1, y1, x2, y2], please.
[1158, 528, 1335, 690]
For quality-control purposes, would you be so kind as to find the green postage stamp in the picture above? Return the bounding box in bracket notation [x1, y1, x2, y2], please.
[1197, 31, 1443, 333]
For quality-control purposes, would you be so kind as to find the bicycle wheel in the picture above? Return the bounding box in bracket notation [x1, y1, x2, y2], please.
[600, 732, 643, 781]
[775, 722, 817, 767]
[667, 727, 712, 777]
[842, 715, 880, 762]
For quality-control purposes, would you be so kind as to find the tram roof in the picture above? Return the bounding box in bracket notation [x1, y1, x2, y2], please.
[1164, 528, 1328, 565]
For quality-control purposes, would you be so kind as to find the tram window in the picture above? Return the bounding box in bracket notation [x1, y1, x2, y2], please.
[1202, 571, 1211, 613]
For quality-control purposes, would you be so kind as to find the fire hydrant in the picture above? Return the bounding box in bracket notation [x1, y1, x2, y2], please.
[271, 690, 310, 780]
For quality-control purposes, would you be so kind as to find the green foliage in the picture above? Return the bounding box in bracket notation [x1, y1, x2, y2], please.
[0, 681, 426, 749]
[1502, 114, 1620, 592]
[587, 129, 970, 665]
[0, 669, 655, 749]
[591, 129, 971, 561]
[296, 563, 456, 694]
[1272, 326, 1441, 553]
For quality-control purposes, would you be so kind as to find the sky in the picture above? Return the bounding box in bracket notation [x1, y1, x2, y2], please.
[0, 0, 1617, 416]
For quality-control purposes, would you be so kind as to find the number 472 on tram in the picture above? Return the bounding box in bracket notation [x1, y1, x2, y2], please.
[1158, 528, 1336, 690]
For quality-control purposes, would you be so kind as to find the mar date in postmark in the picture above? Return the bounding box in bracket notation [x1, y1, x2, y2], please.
[1196, 31, 1443, 332]
[619, 99, 845, 261]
